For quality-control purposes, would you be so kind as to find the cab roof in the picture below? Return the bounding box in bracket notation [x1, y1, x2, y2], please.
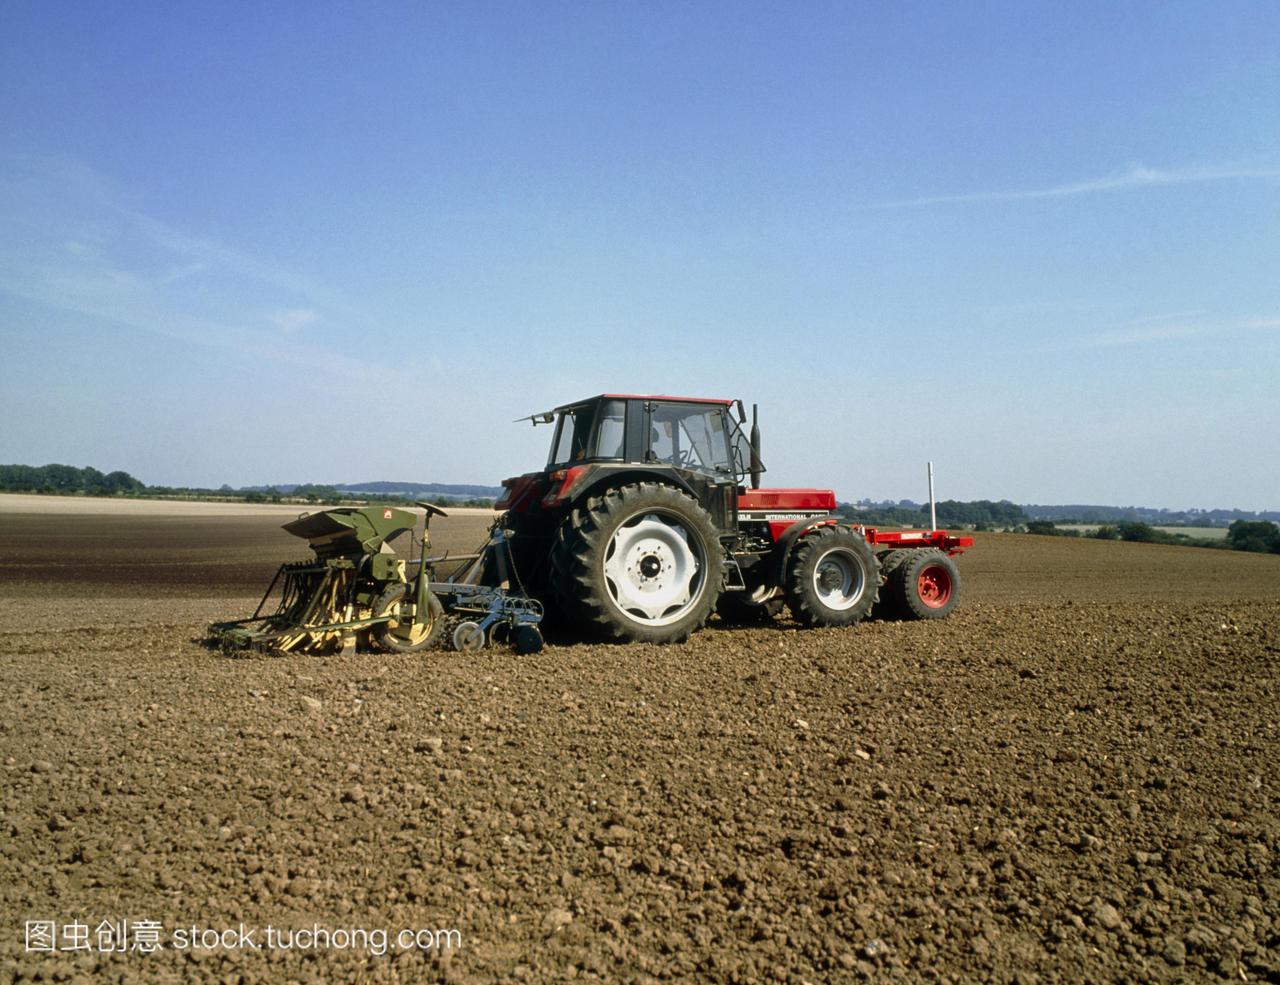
[554, 393, 735, 413]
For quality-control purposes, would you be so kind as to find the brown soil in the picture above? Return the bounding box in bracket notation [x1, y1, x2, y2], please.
[1, 511, 1277, 983]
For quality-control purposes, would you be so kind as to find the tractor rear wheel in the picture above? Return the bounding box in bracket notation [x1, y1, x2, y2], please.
[890, 549, 960, 620]
[552, 482, 723, 643]
[785, 526, 879, 627]
[373, 584, 444, 653]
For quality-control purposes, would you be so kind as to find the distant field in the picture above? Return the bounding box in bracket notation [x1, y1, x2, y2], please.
[1156, 525, 1230, 540]
[0, 497, 495, 600]
[0, 492, 499, 519]
[1057, 523, 1229, 540]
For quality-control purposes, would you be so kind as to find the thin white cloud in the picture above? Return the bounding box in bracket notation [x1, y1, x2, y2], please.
[0, 153, 408, 387]
[0, 264, 406, 388]
[272, 308, 318, 333]
[1125, 310, 1208, 325]
[876, 164, 1280, 209]
[1083, 322, 1212, 347]
[1081, 314, 1280, 348]
[116, 205, 341, 305]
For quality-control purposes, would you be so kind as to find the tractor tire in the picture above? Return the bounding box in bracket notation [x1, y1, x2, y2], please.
[551, 482, 723, 644]
[871, 549, 913, 619]
[889, 549, 961, 620]
[373, 584, 444, 653]
[784, 526, 879, 627]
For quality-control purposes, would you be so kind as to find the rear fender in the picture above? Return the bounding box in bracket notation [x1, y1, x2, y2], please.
[560, 466, 698, 511]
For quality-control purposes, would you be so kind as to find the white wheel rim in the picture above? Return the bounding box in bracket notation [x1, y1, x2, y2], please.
[453, 622, 484, 651]
[602, 512, 705, 626]
[812, 548, 864, 610]
[391, 620, 431, 645]
[382, 594, 432, 645]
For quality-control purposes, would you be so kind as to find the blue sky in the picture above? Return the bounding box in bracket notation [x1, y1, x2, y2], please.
[1, 1, 1277, 509]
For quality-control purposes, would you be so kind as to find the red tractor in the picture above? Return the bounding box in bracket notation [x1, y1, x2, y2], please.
[488, 394, 972, 644]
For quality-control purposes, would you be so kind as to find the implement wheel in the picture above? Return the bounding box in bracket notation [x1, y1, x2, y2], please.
[452, 621, 485, 651]
[373, 584, 444, 653]
[513, 625, 544, 654]
[785, 526, 879, 627]
[891, 550, 960, 620]
[552, 482, 723, 644]
[872, 549, 912, 619]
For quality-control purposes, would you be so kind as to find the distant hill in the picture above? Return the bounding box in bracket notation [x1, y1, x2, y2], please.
[245, 480, 504, 500]
[1019, 503, 1280, 525]
[5, 463, 1275, 520]
[338, 480, 504, 499]
[845, 498, 1280, 526]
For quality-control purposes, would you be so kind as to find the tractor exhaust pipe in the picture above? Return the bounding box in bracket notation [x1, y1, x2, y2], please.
[750, 404, 762, 490]
[928, 461, 937, 532]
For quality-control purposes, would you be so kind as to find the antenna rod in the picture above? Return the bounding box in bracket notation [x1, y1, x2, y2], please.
[928, 462, 937, 532]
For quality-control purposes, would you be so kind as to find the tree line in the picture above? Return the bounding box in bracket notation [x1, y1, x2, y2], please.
[0, 464, 145, 496]
[6, 464, 1277, 549]
[840, 496, 1279, 557]
[839, 499, 1026, 529]
[1023, 503, 1280, 524]
[1025, 519, 1280, 555]
[0, 464, 496, 509]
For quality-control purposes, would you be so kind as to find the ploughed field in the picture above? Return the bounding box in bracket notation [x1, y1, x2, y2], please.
[1, 497, 1278, 984]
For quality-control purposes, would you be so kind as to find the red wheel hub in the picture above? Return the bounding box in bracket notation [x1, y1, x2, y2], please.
[916, 564, 953, 608]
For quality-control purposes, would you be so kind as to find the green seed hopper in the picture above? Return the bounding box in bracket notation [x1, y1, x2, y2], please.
[209, 503, 543, 655]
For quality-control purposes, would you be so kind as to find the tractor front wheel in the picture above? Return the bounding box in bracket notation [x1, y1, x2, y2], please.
[552, 482, 723, 643]
[373, 584, 444, 653]
[785, 526, 879, 627]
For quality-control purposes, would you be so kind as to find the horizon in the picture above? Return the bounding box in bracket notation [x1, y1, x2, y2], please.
[2, 461, 1277, 517]
[2, 3, 1278, 510]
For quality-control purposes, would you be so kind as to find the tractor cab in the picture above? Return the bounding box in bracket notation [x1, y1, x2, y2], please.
[527, 394, 758, 482]
[498, 394, 767, 524]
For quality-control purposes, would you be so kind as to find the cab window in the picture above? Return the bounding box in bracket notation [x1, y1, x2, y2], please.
[548, 405, 596, 466]
[648, 405, 732, 474]
[594, 400, 626, 459]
